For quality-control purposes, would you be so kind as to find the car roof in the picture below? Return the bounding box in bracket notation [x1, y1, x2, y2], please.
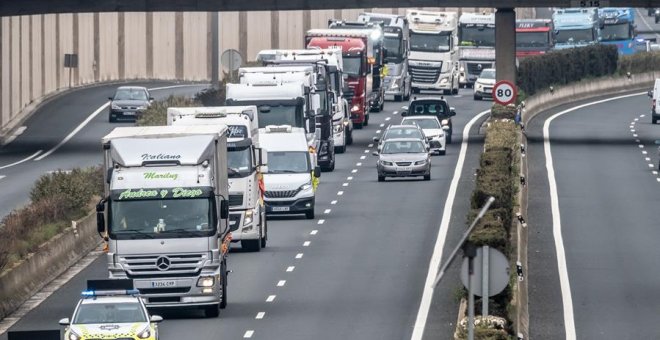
[409, 97, 448, 103]
[387, 124, 422, 129]
[80, 295, 142, 305]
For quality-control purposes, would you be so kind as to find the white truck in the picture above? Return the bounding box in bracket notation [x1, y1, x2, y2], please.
[406, 10, 459, 95]
[260, 125, 320, 219]
[458, 12, 496, 87]
[97, 125, 231, 318]
[167, 106, 268, 252]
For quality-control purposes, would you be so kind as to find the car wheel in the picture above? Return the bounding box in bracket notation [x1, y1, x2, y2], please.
[452, 87, 459, 95]
[354, 122, 363, 129]
[378, 175, 385, 182]
[653, 117, 658, 124]
[109, 113, 117, 123]
[394, 95, 403, 102]
[347, 127, 354, 145]
[424, 173, 431, 181]
[305, 207, 315, 219]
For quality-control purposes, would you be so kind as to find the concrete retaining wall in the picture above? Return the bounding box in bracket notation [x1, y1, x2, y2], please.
[0, 8, 535, 138]
[0, 213, 100, 320]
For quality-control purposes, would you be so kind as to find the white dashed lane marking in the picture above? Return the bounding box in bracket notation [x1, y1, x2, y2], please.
[318, 219, 325, 225]
[277, 280, 286, 287]
[256, 312, 265, 319]
[360, 155, 366, 160]
[331, 200, 337, 205]
[347, 176, 353, 180]
[642, 151, 648, 155]
[324, 209, 331, 214]
[385, 117, 391, 121]
[356, 162, 362, 166]
[351, 169, 358, 173]
[244, 331, 254, 338]
[337, 191, 344, 196]
[646, 157, 651, 161]
[368, 143, 374, 147]
[376, 130, 381, 133]
[380, 123, 385, 127]
[303, 241, 311, 247]
[266, 295, 276, 302]
[286, 266, 295, 272]
[295, 253, 303, 259]
[342, 182, 349, 187]
[310, 230, 318, 235]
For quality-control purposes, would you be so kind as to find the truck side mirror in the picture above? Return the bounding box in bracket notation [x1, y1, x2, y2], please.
[220, 199, 229, 219]
[96, 200, 106, 235]
[313, 166, 321, 178]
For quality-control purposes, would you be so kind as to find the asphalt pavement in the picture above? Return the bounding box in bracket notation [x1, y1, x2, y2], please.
[527, 92, 660, 339]
[0, 87, 491, 340]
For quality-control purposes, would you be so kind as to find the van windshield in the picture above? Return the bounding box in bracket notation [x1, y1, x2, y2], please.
[267, 151, 310, 174]
[258, 105, 304, 128]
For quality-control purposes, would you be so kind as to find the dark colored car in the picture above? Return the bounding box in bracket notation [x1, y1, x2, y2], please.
[108, 86, 153, 122]
[401, 97, 456, 143]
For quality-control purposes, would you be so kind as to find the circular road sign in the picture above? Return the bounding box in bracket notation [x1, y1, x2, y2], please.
[493, 80, 517, 106]
[220, 49, 243, 72]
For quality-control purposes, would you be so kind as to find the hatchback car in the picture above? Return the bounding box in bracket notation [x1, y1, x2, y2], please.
[109, 86, 153, 122]
[401, 116, 447, 155]
[474, 68, 496, 101]
[374, 138, 431, 182]
[373, 124, 427, 153]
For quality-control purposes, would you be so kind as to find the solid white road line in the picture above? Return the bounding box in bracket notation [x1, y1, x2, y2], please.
[256, 312, 265, 319]
[542, 92, 644, 340]
[410, 108, 490, 340]
[35, 84, 207, 161]
[266, 295, 276, 302]
[0, 150, 43, 170]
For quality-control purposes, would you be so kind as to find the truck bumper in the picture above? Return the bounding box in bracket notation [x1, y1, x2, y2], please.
[132, 275, 223, 308]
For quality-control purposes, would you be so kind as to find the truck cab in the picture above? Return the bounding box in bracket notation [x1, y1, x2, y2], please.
[98, 125, 231, 318]
[406, 10, 460, 95]
[167, 106, 268, 252]
[552, 8, 601, 50]
[358, 12, 412, 102]
[458, 12, 496, 87]
[598, 7, 636, 55]
[516, 19, 555, 58]
[260, 125, 321, 219]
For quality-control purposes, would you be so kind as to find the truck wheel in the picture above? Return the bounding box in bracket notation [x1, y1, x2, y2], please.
[204, 304, 220, 318]
[260, 218, 267, 248]
[241, 239, 261, 252]
[336, 143, 346, 154]
[394, 95, 403, 102]
[452, 86, 459, 95]
[219, 260, 228, 309]
[443, 90, 450, 95]
[653, 117, 658, 124]
[305, 207, 315, 219]
[424, 173, 431, 181]
[347, 127, 354, 145]
[364, 114, 369, 126]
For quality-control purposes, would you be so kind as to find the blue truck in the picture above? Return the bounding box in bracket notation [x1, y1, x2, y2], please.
[598, 7, 637, 55]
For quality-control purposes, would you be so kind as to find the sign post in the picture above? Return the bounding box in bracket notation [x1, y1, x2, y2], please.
[493, 80, 517, 106]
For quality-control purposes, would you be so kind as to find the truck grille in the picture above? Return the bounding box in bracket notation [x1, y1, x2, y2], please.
[229, 213, 242, 231]
[228, 193, 244, 207]
[265, 189, 300, 199]
[119, 253, 207, 277]
[467, 62, 492, 76]
[410, 65, 441, 84]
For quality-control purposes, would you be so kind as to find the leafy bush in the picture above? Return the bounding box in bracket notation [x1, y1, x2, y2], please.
[517, 44, 618, 95]
[0, 167, 103, 272]
[490, 104, 517, 120]
[618, 51, 660, 75]
[137, 95, 200, 126]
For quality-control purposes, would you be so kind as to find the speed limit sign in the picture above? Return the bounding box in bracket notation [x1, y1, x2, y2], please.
[493, 81, 517, 106]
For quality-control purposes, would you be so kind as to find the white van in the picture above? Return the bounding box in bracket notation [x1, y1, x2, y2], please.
[648, 79, 660, 124]
[260, 125, 320, 219]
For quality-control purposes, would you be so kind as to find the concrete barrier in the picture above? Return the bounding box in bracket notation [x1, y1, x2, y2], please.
[523, 71, 660, 124]
[0, 213, 101, 320]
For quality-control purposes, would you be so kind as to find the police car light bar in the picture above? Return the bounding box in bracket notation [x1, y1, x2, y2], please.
[87, 279, 134, 291]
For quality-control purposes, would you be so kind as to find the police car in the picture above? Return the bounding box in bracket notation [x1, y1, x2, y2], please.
[59, 280, 162, 340]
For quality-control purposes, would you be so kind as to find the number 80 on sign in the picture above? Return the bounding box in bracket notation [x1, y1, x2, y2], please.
[493, 81, 517, 106]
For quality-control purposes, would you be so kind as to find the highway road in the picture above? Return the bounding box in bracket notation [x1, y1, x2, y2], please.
[527, 92, 660, 339]
[0, 86, 491, 339]
[0, 82, 209, 219]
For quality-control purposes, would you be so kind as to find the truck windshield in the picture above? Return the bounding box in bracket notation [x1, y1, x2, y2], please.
[109, 197, 214, 239]
[410, 32, 450, 52]
[516, 32, 550, 47]
[73, 302, 146, 324]
[601, 22, 632, 41]
[459, 26, 495, 47]
[258, 105, 304, 128]
[384, 36, 403, 62]
[555, 28, 594, 43]
[228, 147, 253, 178]
[267, 151, 310, 174]
[343, 56, 362, 76]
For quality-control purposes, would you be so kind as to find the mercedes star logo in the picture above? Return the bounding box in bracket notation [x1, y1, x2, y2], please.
[155, 256, 171, 271]
[477, 64, 483, 71]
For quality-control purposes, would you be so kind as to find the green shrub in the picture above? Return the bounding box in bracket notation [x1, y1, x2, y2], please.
[137, 95, 200, 126]
[490, 104, 517, 120]
[618, 51, 660, 75]
[30, 167, 103, 217]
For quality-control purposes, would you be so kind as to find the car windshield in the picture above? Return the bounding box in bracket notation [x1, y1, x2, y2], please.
[410, 32, 450, 52]
[228, 147, 253, 178]
[555, 29, 594, 44]
[113, 88, 148, 101]
[384, 128, 424, 140]
[408, 102, 448, 115]
[479, 69, 496, 79]
[258, 105, 304, 128]
[601, 22, 632, 41]
[459, 25, 496, 47]
[382, 140, 426, 154]
[343, 56, 362, 76]
[109, 197, 214, 239]
[516, 32, 550, 47]
[405, 118, 440, 129]
[73, 302, 147, 324]
[267, 151, 310, 174]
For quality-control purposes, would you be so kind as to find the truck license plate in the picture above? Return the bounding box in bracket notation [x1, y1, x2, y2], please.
[151, 280, 176, 288]
[271, 206, 290, 212]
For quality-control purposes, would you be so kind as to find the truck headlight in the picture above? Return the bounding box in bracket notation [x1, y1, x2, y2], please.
[351, 104, 360, 112]
[440, 77, 449, 84]
[138, 326, 151, 339]
[197, 276, 215, 287]
[459, 66, 465, 72]
[334, 124, 344, 133]
[243, 210, 253, 226]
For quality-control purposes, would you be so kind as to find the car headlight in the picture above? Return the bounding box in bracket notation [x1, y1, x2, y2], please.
[381, 160, 393, 166]
[414, 160, 427, 165]
[137, 105, 147, 110]
[441, 119, 449, 126]
[300, 182, 313, 191]
[138, 326, 151, 339]
[197, 276, 215, 287]
[111, 103, 121, 110]
[351, 104, 360, 112]
[68, 330, 82, 340]
[334, 124, 344, 133]
[243, 210, 253, 226]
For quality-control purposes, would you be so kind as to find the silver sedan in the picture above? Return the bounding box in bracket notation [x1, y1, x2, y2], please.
[374, 138, 431, 182]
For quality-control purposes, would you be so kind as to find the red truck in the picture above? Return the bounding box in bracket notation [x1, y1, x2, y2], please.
[306, 29, 380, 129]
[515, 19, 554, 58]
